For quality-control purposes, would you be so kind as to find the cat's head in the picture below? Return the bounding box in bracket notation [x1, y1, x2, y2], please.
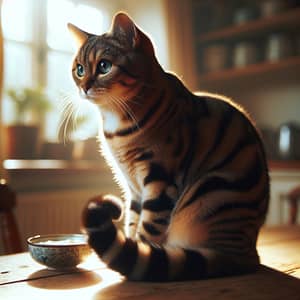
[68, 12, 157, 108]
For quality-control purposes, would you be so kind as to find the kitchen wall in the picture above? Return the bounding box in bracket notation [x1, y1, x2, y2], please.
[211, 69, 300, 130]
[235, 81, 300, 129]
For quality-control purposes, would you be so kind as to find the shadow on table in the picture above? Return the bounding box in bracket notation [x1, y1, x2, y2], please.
[27, 268, 102, 290]
[92, 266, 300, 300]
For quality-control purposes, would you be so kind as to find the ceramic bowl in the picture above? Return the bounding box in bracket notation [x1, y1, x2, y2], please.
[27, 234, 91, 270]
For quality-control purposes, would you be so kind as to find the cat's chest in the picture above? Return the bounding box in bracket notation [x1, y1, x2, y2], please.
[106, 138, 153, 189]
[102, 111, 122, 134]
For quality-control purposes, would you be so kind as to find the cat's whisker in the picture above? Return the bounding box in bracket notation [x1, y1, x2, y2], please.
[109, 96, 129, 120]
[126, 98, 142, 107]
[59, 108, 74, 143]
[114, 96, 138, 124]
[58, 96, 76, 119]
[72, 105, 84, 136]
[58, 91, 74, 105]
[58, 102, 73, 128]
[110, 95, 140, 132]
[58, 90, 92, 143]
[58, 97, 80, 143]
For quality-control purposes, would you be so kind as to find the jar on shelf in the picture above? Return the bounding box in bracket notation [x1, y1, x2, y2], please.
[278, 122, 300, 160]
[202, 43, 230, 73]
[233, 41, 259, 68]
[233, 6, 258, 25]
[259, 0, 290, 18]
[265, 33, 294, 62]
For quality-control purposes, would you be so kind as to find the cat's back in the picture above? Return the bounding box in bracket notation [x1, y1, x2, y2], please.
[164, 72, 267, 171]
[165, 72, 253, 126]
[192, 90, 251, 125]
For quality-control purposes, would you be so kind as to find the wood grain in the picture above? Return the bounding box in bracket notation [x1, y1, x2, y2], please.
[0, 226, 299, 299]
[199, 56, 300, 86]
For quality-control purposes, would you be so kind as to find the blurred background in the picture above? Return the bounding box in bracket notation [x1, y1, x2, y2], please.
[0, 0, 300, 253]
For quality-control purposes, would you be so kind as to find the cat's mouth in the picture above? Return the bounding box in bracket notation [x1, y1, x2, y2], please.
[80, 88, 105, 103]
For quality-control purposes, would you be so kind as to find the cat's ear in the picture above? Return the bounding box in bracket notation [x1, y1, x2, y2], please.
[111, 12, 138, 47]
[111, 12, 154, 55]
[67, 23, 90, 49]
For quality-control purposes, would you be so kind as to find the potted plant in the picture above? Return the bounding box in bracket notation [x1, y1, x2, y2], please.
[5, 87, 51, 159]
[57, 112, 100, 160]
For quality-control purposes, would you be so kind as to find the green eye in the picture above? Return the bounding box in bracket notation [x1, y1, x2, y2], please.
[76, 64, 85, 78]
[97, 59, 112, 75]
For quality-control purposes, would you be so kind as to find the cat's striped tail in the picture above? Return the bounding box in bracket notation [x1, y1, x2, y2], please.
[82, 195, 257, 281]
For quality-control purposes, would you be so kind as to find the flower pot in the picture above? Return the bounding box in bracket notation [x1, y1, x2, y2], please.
[6, 125, 39, 159]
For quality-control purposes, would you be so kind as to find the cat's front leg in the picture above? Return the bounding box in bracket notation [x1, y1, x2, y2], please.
[138, 181, 178, 245]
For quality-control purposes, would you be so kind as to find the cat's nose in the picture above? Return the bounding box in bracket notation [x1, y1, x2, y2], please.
[80, 86, 91, 98]
[82, 80, 94, 94]
[81, 86, 97, 99]
[82, 86, 89, 94]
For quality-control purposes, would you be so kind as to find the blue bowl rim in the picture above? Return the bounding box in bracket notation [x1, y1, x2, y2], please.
[27, 233, 89, 248]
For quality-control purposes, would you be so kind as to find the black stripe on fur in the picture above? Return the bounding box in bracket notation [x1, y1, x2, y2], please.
[130, 200, 142, 214]
[201, 199, 262, 222]
[153, 217, 170, 225]
[135, 151, 154, 161]
[143, 246, 169, 281]
[142, 221, 161, 236]
[87, 224, 117, 256]
[208, 136, 256, 172]
[143, 192, 174, 212]
[181, 157, 263, 211]
[109, 238, 138, 275]
[104, 91, 164, 138]
[144, 163, 169, 185]
[178, 250, 207, 280]
[204, 108, 234, 159]
[179, 117, 198, 184]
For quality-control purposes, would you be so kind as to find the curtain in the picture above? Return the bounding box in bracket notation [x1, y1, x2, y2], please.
[0, 0, 5, 179]
[163, 0, 197, 91]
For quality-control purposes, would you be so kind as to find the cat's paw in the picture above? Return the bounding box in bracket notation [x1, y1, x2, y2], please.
[82, 194, 123, 231]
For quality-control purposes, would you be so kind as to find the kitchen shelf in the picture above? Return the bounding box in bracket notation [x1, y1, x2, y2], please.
[269, 160, 300, 171]
[4, 159, 300, 172]
[3, 159, 108, 174]
[198, 7, 300, 43]
[194, 4, 300, 89]
[3, 159, 115, 193]
[199, 56, 300, 86]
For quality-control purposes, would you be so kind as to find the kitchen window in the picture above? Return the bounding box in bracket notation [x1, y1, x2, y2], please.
[1, 0, 109, 141]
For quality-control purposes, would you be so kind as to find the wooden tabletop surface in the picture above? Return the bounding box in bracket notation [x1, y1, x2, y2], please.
[0, 226, 300, 300]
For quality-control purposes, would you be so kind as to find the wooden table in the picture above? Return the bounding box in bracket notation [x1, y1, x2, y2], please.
[1, 226, 300, 300]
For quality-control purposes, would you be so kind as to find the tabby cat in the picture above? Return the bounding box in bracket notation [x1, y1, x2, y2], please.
[68, 12, 269, 281]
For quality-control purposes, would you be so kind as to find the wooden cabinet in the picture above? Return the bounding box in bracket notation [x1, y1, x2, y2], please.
[192, 1, 300, 89]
